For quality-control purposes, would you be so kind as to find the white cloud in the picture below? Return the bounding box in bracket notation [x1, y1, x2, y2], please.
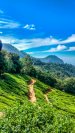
[0, 10, 4, 14]
[0, 35, 59, 50]
[14, 34, 75, 51]
[12, 37, 60, 50]
[0, 18, 20, 29]
[0, 34, 75, 51]
[26, 52, 34, 54]
[0, 36, 31, 50]
[0, 31, 3, 34]
[68, 46, 75, 51]
[43, 45, 67, 52]
[60, 34, 75, 44]
[24, 24, 36, 30]
[0, 36, 18, 44]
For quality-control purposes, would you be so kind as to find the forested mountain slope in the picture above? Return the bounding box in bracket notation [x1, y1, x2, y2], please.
[34, 63, 75, 79]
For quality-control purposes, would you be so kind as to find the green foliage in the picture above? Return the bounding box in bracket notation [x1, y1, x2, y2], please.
[64, 78, 75, 93]
[0, 50, 75, 132]
[35, 70, 57, 87]
[0, 40, 2, 51]
[10, 53, 21, 73]
[0, 51, 7, 74]
[34, 79, 51, 93]
[0, 73, 75, 132]
[0, 104, 75, 133]
[48, 89, 75, 115]
[34, 63, 75, 79]
[0, 50, 13, 74]
[20, 55, 57, 87]
[0, 73, 30, 110]
[0, 51, 21, 74]
[56, 78, 75, 94]
[20, 55, 33, 74]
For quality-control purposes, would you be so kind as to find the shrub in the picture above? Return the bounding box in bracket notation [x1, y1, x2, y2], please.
[0, 104, 75, 133]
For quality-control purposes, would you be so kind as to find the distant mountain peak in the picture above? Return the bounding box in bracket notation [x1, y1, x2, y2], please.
[46, 55, 58, 58]
[39, 55, 64, 64]
[2, 43, 27, 57]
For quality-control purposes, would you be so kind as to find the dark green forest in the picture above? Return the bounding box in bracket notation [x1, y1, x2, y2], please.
[0, 50, 75, 94]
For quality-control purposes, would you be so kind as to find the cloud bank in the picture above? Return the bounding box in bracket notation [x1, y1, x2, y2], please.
[44, 45, 67, 52]
[0, 18, 20, 29]
[0, 34, 75, 52]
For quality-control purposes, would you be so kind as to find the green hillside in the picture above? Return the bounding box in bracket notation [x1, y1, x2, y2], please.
[0, 73, 30, 110]
[0, 73, 75, 132]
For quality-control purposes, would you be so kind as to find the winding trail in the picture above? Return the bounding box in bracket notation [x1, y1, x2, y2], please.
[44, 89, 52, 103]
[28, 79, 36, 103]
[44, 94, 49, 103]
[28, 79, 51, 104]
[0, 112, 4, 118]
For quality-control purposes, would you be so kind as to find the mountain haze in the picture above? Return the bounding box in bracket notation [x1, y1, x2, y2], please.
[1, 42, 64, 64]
[2, 43, 27, 57]
[39, 55, 64, 64]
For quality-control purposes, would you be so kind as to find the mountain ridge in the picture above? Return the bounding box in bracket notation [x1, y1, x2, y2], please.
[1, 42, 27, 57]
[39, 55, 64, 64]
[1, 42, 64, 64]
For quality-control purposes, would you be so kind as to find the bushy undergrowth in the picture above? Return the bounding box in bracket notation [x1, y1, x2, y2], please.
[48, 89, 75, 115]
[0, 73, 75, 133]
[0, 104, 75, 133]
[34, 79, 51, 93]
[0, 73, 30, 110]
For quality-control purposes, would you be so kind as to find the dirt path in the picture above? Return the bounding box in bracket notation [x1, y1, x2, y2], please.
[28, 79, 51, 104]
[44, 89, 52, 103]
[44, 94, 49, 103]
[0, 112, 4, 118]
[28, 79, 36, 103]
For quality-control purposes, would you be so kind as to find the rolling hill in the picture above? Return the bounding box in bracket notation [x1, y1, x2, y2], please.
[0, 73, 75, 132]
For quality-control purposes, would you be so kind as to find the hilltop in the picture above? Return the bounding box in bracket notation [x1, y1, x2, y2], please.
[39, 55, 64, 64]
[0, 40, 26, 57]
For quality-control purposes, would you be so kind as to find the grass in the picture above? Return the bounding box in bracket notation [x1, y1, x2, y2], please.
[0, 73, 30, 110]
[34, 79, 52, 93]
[0, 73, 75, 114]
[47, 89, 75, 116]
[0, 73, 75, 132]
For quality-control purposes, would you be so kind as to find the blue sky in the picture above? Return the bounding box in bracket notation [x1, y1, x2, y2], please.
[0, 0, 75, 65]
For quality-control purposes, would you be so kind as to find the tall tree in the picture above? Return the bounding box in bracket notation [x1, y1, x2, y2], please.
[0, 51, 7, 75]
[21, 55, 33, 74]
[10, 53, 21, 73]
[0, 40, 2, 51]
